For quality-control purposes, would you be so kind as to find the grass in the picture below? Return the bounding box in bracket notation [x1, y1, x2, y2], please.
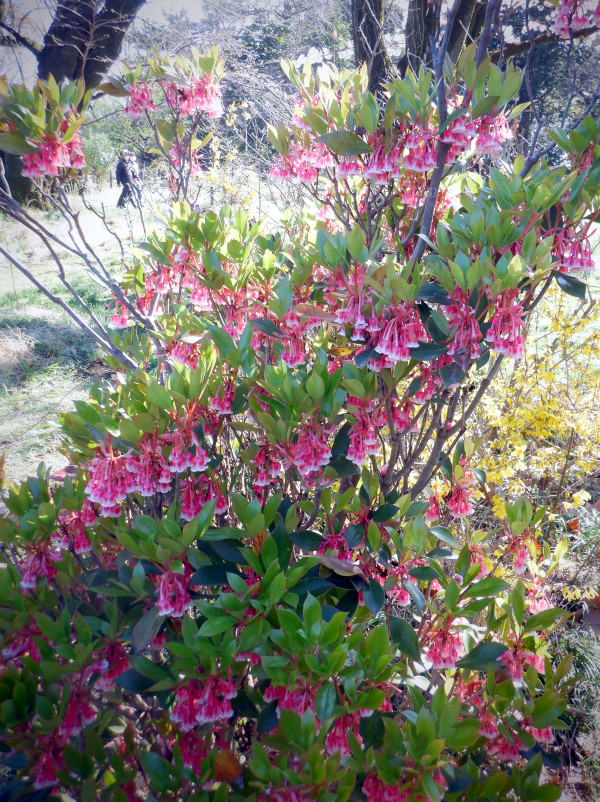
[0, 270, 113, 484]
[0, 186, 147, 482]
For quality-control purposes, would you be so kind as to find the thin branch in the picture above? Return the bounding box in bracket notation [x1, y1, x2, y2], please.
[0, 243, 136, 368]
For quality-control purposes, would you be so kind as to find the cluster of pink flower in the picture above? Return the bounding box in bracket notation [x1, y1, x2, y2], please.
[263, 682, 316, 718]
[95, 640, 130, 691]
[441, 114, 477, 156]
[32, 730, 69, 789]
[157, 567, 191, 616]
[486, 289, 525, 358]
[209, 381, 236, 414]
[60, 660, 107, 737]
[387, 556, 423, 606]
[126, 433, 173, 495]
[501, 645, 545, 685]
[552, 0, 600, 36]
[110, 301, 130, 329]
[325, 711, 363, 756]
[446, 288, 482, 357]
[424, 619, 465, 669]
[272, 108, 515, 187]
[403, 127, 438, 173]
[285, 416, 333, 483]
[171, 674, 236, 729]
[180, 475, 228, 521]
[2, 620, 45, 665]
[346, 396, 385, 467]
[163, 412, 208, 472]
[22, 126, 86, 178]
[270, 140, 335, 182]
[84, 403, 226, 520]
[279, 307, 321, 366]
[124, 82, 156, 117]
[251, 443, 283, 488]
[527, 578, 552, 614]
[178, 730, 210, 776]
[556, 229, 596, 272]
[373, 302, 426, 363]
[318, 529, 353, 560]
[363, 775, 409, 802]
[163, 76, 224, 118]
[19, 536, 63, 590]
[86, 439, 135, 516]
[55, 499, 97, 554]
[505, 529, 533, 574]
[447, 464, 476, 518]
[473, 114, 513, 154]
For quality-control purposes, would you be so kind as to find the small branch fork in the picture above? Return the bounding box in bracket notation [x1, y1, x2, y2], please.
[0, 159, 148, 368]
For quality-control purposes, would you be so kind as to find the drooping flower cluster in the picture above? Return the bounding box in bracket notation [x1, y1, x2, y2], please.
[285, 416, 333, 484]
[446, 288, 482, 358]
[373, 303, 426, 363]
[55, 500, 96, 554]
[552, 0, 600, 36]
[263, 682, 316, 719]
[163, 76, 224, 118]
[157, 567, 191, 617]
[180, 475, 228, 521]
[85, 439, 135, 516]
[19, 536, 63, 590]
[486, 289, 525, 358]
[124, 82, 156, 117]
[22, 126, 86, 178]
[424, 619, 465, 669]
[171, 674, 236, 729]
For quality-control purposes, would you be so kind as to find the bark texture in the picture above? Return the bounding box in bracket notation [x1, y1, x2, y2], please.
[37, 0, 145, 89]
[351, 0, 392, 92]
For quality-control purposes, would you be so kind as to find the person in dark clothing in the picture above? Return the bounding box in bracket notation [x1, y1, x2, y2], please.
[116, 150, 137, 208]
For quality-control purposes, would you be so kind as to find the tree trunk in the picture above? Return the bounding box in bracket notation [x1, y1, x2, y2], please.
[351, 0, 392, 93]
[37, 0, 145, 89]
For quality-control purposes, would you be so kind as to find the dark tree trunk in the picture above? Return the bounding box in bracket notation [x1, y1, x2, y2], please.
[37, 0, 145, 89]
[400, 0, 434, 73]
[351, 0, 392, 93]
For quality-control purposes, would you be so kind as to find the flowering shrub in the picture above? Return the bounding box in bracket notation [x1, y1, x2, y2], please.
[0, 76, 87, 178]
[106, 48, 224, 198]
[0, 26, 599, 802]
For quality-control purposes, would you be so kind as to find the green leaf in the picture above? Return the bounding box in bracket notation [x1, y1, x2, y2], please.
[314, 682, 336, 722]
[291, 529, 323, 551]
[552, 270, 587, 301]
[403, 579, 425, 611]
[456, 642, 507, 671]
[524, 608, 564, 632]
[410, 342, 448, 361]
[317, 131, 372, 156]
[206, 323, 236, 357]
[372, 504, 399, 522]
[389, 617, 420, 662]
[146, 381, 173, 410]
[132, 606, 161, 652]
[430, 525, 460, 550]
[198, 614, 236, 637]
[363, 578, 385, 615]
[306, 372, 325, 401]
[139, 751, 174, 793]
[0, 132, 41, 155]
[464, 577, 509, 598]
[252, 318, 286, 339]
